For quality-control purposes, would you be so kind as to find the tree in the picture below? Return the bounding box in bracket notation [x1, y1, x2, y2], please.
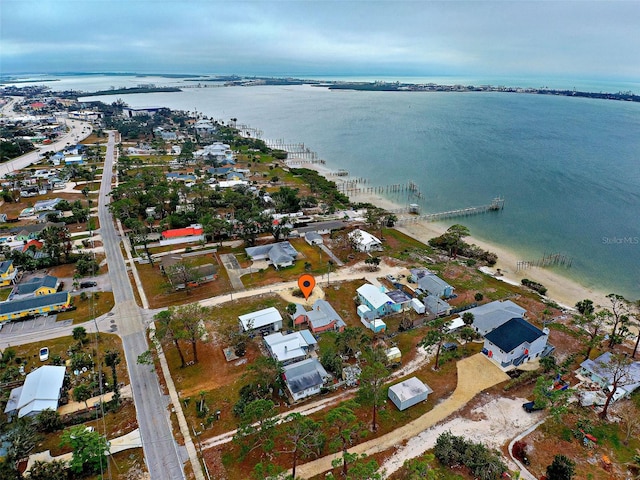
[165, 259, 203, 294]
[419, 318, 453, 370]
[75, 254, 99, 276]
[5, 418, 37, 462]
[60, 425, 109, 476]
[612, 401, 640, 445]
[335, 327, 366, 358]
[364, 256, 381, 271]
[443, 224, 470, 258]
[73, 383, 93, 410]
[35, 408, 62, 433]
[280, 413, 324, 479]
[599, 353, 635, 419]
[244, 356, 284, 396]
[25, 460, 68, 480]
[462, 312, 474, 326]
[605, 293, 630, 348]
[357, 348, 390, 432]
[171, 304, 211, 363]
[629, 299, 640, 359]
[72, 326, 88, 346]
[233, 399, 278, 457]
[546, 454, 575, 480]
[573, 310, 607, 360]
[154, 309, 187, 367]
[575, 298, 595, 315]
[104, 350, 121, 405]
[401, 454, 439, 480]
[325, 404, 365, 477]
[474, 292, 484, 302]
[532, 377, 571, 421]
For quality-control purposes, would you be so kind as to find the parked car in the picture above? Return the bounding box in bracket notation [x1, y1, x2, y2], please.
[80, 281, 97, 288]
[522, 401, 544, 413]
[39, 347, 49, 361]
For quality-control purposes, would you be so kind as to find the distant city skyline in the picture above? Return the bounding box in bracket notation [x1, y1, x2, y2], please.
[2, 1, 639, 82]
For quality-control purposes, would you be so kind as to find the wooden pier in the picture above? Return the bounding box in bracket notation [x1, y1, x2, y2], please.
[396, 196, 505, 224]
[516, 252, 573, 271]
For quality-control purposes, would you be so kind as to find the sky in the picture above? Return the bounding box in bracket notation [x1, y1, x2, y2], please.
[2, 0, 639, 81]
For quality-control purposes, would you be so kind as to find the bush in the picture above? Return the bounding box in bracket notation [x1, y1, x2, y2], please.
[521, 278, 548, 295]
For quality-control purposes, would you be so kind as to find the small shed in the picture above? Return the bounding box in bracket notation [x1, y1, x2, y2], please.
[304, 232, 323, 246]
[388, 377, 433, 411]
[411, 298, 425, 314]
[386, 347, 401, 363]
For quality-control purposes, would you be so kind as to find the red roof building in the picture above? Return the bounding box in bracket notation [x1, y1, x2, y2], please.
[161, 226, 204, 239]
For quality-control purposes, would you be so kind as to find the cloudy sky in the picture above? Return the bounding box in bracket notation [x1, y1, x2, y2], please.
[2, 0, 639, 81]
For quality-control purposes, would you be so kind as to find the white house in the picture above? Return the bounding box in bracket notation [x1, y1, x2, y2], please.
[466, 300, 527, 336]
[282, 358, 329, 402]
[388, 377, 433, 411]
[4, 365, 66, 418]
[349, 229, 382, 252]
[238, 307, 283, 333]
[483, 317, 549, 370]
[263, 330, 317, 365]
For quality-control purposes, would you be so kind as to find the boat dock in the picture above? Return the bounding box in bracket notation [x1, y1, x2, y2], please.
[396, 197, 505, 224]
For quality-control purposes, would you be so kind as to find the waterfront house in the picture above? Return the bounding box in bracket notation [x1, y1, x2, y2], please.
[578, 352, 640, 402]
[4, 366, 66, 418]
[482, 317, 549, 370]
[0, 260, 18, 287]
[349, 229, 382, 252]
[0, 291, 72, 322]
[388, 377, 433, 411]
[465, 300, 527, 336]
[293, 299, 346, 334]
[417, 272, 454, 299]
[282, 358, 329, 402]
[263, 330, 317, 365]
[238, 307, 283, 334]
[245, 242, 299, 269]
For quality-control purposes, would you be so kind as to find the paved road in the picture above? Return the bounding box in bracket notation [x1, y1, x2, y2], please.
[0, 97, 93, 178]
[99, 132, 188, 479]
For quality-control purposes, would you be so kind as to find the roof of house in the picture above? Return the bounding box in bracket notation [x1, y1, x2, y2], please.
[484, 317, 545, 353]
[295, 299, 346, 331]
[4, 365, 66, 418]
[245, 242, 299, 263]
[304, 232, 323, 242]
[467, 300, 527, 334]
[386, 289, 412, 304]
[238, 307, 282, 331]
[423, 295, 451, 313]
[356, 284, 393, 310]
[283, 358, 328, 394]
[388, 377, 433, 401]
[0, 260, 13, 275]
[295, 221, 347, 235]
[13, 275, 58, 296]
[0, 291, 70, 316]
[161, 226, 204, 239]
[264, 331, 312, 362]
[349, 228, 381, 247]
[580, 352, 640, 392]
[33, 198, 62, 211]
[417, 273, 453, 294]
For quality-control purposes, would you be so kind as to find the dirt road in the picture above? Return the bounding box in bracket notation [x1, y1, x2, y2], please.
[293, 353, 510, 479]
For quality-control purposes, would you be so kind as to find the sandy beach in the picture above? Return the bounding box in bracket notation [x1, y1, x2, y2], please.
[287, 158, 611, 310]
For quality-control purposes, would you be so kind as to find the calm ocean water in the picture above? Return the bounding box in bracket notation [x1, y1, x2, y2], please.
[24, 75, 639, 300]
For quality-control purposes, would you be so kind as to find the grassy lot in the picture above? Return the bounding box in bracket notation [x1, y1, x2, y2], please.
[0, 287, 11, 302]
[57, 291, 115, 324]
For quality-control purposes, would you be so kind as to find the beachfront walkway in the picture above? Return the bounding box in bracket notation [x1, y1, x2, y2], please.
[293, 353, 510, 479]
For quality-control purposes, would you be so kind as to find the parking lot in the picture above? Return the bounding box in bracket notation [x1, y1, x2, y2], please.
[0, 316, 73, 335]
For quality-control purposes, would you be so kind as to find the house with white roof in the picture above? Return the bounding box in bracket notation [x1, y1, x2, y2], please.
[4, 365, 66, 418]
[483, 317, 550, 370]
[238, 307, 283, 333]
[388, 377, 433, 411]
[282, 358, 329, 402]
[349, 229, 382, 252]
[465, 300, 527, 336]
[263, 330, 317, 365]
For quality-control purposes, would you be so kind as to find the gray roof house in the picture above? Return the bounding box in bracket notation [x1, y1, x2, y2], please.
[465, 300, 527, 336]
[293, 299, 346, 334]
[245, 242, 299, 269]
[417, 273, 454, 299]
[578, 352, 640, 402]
[483, 317, 549, 370]
[282, 358, 329, 402]
[423, 295, 451, 317]
[4, 365, 66, 418]
[10, 275, 59, 300]
[263, 331, 317, 365]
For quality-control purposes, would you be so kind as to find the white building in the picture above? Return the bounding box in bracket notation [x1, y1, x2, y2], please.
[483, 317, 549, 370]
[263, 330, 317, 365]
[388, 377, 432, 411]
[4, 365, 66, 418]
[349, 229, 382, 252]
[238, 307, 283, 333]
[282, 358, 329, 402]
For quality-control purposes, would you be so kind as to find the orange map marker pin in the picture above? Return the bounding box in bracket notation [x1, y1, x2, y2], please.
[298, 274, 316, 300]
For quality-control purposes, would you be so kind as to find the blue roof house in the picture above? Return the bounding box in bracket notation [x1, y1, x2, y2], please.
[483, 317, 549, 370]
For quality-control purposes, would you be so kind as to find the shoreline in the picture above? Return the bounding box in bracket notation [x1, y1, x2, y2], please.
[288, 158, 611, 310]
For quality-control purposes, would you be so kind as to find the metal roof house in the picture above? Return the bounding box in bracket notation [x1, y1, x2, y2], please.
[238, 307, 283, 333]
[282, 358, 329, 402]
[417, 273, 454, 299]
[4, 366, 66, 418]
[245, 242, 299, 269]
[388, 377, 433, 411]
[483, 317, 549, 370]
[356, 284, 395, 318]
[293, 299, 346, 334]
[10, 275, 59, 300]
[348, 229, 382, 252]
[578, 352, 640, 402]
[465, 300, 527, 336]
[263, 331, 317, 365]
[0, 291, 71, 322]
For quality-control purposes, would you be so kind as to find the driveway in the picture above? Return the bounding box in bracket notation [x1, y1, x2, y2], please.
[293, 353, 510, 479]
[218, 253, 246, 291]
